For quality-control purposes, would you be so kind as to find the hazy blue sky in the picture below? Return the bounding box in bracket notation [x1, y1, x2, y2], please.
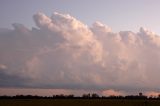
[1, 0, 160, 34]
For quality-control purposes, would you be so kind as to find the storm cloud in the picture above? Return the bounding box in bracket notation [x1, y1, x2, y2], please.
[0, 12, 160, 95]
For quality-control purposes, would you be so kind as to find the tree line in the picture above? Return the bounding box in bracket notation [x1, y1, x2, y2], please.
[0, 93, 160, 100]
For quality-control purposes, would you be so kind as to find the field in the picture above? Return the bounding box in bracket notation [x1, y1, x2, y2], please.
[1, 99, 160, 106]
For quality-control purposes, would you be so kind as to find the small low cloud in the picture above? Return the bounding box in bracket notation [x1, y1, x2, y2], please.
[102, 89, 125, 96]
[145, 91, 160, 97]
[0, 64, 7, 70]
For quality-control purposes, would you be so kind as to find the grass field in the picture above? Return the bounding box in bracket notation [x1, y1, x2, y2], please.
[1, 99, 160, 106]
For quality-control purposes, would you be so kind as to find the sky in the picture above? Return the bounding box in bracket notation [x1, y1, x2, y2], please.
[1, 0, 160, 34]
[0, 0, 160, 97]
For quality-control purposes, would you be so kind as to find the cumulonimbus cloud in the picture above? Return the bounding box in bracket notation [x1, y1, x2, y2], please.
[0, 12, 160, 94]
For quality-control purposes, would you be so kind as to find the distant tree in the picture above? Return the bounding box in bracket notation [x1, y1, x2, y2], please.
[55, 94, 65, 98]
[67, 94, 74, 98]
[82, 93, 91, 98]
[91, 93, 99, 98]
[139, 92, 143, 96]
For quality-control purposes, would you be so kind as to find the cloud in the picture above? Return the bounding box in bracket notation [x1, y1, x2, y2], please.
[145, 91, 160, 97]
[0, 64, 7, 70]
[102, 89, 124, 96]
[0, 12, 160, 95]
[0, 88, 72, 96]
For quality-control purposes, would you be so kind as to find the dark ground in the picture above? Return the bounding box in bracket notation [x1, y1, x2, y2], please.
[1, 99, 160, 106]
